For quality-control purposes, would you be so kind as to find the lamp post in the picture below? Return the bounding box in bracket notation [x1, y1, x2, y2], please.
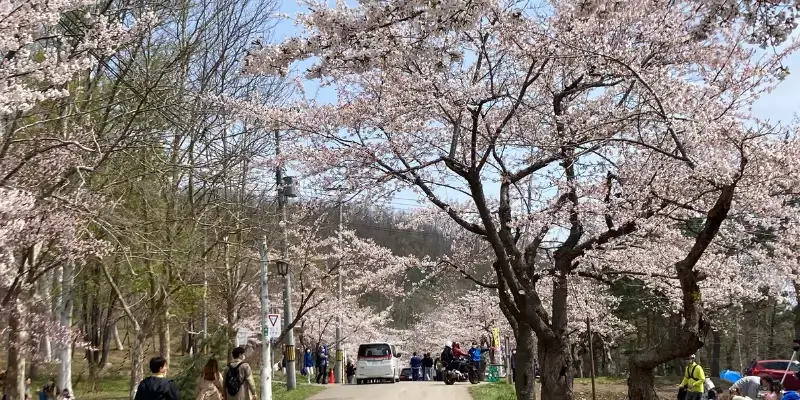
[275, 131, 297, 390]
[324, 187, 345, 384]
[258, 238, 272, 400]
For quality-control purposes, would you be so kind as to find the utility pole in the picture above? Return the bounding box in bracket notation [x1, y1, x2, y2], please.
[587, 317, 596, 400]
[258, 237, 272, 400]
[335, 198, 343, 383]
[276, 131, 297, 390]
[324, 187, 345, 384]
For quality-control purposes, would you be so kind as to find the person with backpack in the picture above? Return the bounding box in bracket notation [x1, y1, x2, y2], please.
[678, 354, 705, 400]
[224, 347, 256, 400]
[134, 357, 180, 400]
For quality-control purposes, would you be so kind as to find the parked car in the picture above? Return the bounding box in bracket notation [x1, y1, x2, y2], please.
[744, 359, 800, 390]
[355, 342, 402, 384]
[400, 368, 412, 381]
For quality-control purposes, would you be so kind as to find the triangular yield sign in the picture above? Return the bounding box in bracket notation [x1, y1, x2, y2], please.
[269, 315, 279, 326]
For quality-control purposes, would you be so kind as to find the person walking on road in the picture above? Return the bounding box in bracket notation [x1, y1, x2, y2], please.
[224, 347, 257, 400]
[315, 345, 329, 384]
[422, 353, 434, 381]
[345, 360, 356, 384]
[679, 355, 705, 400]
[134, 357, 180, 400]
[303, 349, 314, 384]
[410, 352, 422, 381]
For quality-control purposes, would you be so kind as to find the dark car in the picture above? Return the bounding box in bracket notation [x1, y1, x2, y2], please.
[744, 359, 800, 390]
[400, 368, 412, 381]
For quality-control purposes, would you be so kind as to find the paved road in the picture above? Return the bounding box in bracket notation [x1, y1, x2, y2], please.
[308, 381, 474, 400]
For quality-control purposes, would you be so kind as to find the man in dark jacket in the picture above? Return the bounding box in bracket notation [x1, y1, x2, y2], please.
[421, 353, 434, 381]
[134, 357, 179, 400]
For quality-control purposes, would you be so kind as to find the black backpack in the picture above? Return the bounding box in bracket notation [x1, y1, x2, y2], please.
[225, 362, 244, 396]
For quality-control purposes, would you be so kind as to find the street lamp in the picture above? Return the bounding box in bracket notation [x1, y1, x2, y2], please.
[275, 260, 289, 276]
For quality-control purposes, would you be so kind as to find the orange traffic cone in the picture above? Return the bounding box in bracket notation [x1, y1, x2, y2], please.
[329, 368, 335, 384]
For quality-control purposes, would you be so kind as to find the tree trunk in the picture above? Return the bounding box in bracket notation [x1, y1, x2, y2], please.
[7, 302, 29, 400]
[113, 323, 125, 350]
[158, 304, 170, 366]
[130, 332, 146, 400]
[628, 362, 659, 400]
[711, 329, 721, 377]
[538, 335, 573, 400]
[52, 265, 63, 360]
[58, 262, 74, 394]
[793, 281, 800, 339]
[513, 324, 537, 400]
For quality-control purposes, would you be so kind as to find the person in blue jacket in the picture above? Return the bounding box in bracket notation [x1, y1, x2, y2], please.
[410, 352, 422, 381]
[468, 341, 485, 371]
[303, 348, 315, 384]
[783, 391, 800, 400]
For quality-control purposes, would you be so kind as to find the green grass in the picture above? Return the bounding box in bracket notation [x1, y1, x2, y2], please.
[469, 382, 517, 400]
[31, 375, 323, 400]
[272, 383, 325, 400]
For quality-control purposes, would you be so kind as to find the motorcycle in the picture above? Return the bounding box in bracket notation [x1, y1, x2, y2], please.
[442, 357, 480, 385]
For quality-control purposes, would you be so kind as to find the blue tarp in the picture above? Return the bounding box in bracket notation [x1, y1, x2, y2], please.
[720, 369, 742, 382]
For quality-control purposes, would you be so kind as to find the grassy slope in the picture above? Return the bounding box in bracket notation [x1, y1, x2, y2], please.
[468, 377, 681, 400]
[20, 350, 323, 400]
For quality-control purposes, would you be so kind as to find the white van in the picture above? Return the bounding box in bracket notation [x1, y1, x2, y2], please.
[355, 342, 402, 384]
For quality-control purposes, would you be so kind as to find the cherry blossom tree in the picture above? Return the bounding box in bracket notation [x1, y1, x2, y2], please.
[241, 0, 800, 398]
[0, 1, 141, 398]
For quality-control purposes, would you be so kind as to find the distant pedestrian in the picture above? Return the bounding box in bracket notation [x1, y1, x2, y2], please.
[134, 356, 180, 400]
[303, 349, 314, 384]
[410, 352, 422, 381]
[315, 345, 329, 384]
[510, 349, 516, 383]
[345, 360, 356, 384]
[422, 353, 434, 381]
[224, 347, 257, 400]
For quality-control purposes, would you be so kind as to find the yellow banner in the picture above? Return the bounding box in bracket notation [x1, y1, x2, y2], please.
[492, 327, 500, 348]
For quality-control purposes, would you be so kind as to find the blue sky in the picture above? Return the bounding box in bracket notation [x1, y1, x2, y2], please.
[272, 1, 800, 212]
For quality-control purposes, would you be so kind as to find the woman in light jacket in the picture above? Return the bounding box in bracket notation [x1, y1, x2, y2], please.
[196, 358, 224, 400]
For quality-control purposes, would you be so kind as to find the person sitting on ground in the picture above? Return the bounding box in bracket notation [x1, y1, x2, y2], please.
[196, 357, 223, 400]
[729, 375, 765, 400]
[57, 389, 74, 400]
[134, 356, 180, 400]
[782, 392, 800, 400]
[679, 354, 705, 400]
[762, 376, 782, 400]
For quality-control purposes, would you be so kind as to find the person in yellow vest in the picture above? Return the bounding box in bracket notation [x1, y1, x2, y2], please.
[680, 354, 706, 400]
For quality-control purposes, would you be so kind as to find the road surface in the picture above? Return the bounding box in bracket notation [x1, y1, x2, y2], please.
[308, 381, 474, 400]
